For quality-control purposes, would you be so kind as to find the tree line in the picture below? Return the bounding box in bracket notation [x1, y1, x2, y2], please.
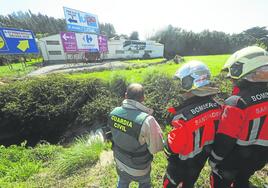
[0, 11, 117, 39]
[150, 25, 268, 58]
[0, 11, 267, 58]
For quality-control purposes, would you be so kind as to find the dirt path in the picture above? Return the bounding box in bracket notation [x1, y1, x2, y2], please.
[99, 150, 114, 166]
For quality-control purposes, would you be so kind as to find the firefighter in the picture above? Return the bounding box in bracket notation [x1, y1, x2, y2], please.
[163, 61, 222, 188]
[209, 46, 268, 188]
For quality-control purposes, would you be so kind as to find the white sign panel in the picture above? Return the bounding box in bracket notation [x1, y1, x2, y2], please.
[3, 30, 33, 39]
[75, 33, 99, 52]
[63, 7, 99, 34]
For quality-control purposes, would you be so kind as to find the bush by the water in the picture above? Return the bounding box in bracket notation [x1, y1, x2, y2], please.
[0, 73, 232, 145]
[0, 76, 115, 145]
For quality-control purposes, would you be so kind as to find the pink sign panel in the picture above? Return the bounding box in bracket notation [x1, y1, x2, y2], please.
[60, 32, 77, 52]
[98, 35, 108, 52]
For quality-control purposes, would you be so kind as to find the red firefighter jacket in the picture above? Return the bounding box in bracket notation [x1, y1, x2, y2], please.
[165, 96, 222, 160]
[209, 83, 268, 168]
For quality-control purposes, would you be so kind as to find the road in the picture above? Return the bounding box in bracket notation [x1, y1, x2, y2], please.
[27, 61, 129, 76]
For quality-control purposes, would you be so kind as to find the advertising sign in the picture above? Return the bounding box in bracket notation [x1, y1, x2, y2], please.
[75, 33, 99, 52]
[60, 32, 77, 52]
[60, 32, 99, 52]
[63, 7, 99, 34]
[123, 40, 146, 51]
[0, 27, 38, 54]
[98, 35, 108, 52]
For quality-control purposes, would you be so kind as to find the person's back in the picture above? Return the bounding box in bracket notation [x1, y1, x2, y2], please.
[163, 61, 222, 188]
[110, 105, 153, 172]
[108, 83, 163, 188]
[209, 46, 268, 188]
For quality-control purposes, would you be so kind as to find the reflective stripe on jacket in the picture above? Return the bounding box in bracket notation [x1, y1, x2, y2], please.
[166, 96, 222, 160]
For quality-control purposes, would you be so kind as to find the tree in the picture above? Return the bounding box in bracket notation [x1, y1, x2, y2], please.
[99, 23, 116, 38]
[0, 11, 118, 40]
[0, 11, 66, 35]
[129, 31, 139, 40]
[243, 26, 268, 48]
[150, 25, 259, 57]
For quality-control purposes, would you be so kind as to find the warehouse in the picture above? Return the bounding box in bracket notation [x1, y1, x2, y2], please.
[38, 34, 164, 64]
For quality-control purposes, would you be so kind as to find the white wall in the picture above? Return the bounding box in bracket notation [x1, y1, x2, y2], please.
[38, 35, 66, 62]
[39, 35, 164, 63]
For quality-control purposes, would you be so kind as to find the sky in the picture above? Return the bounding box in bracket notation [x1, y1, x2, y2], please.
[0, 0, 267, 40]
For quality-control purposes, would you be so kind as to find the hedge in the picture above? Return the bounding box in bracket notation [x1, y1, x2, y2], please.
[0, 73, 231, 146]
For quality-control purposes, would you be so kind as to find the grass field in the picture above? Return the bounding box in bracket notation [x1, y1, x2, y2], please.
[66, 55, 229, 82]
[0, 59, 42, 79]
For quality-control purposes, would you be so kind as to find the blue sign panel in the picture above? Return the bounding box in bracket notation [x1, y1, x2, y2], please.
[63, 7, 99, 34]
[0, 27, 39, 54]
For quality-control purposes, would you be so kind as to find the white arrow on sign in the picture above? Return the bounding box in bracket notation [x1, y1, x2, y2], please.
[62, 33, 68, 41]
[62, 33, 75, 41]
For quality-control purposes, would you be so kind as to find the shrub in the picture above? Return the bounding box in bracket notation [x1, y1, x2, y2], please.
[173, 55, 185, 64]
[0, 76, 107, 145]
[0, 72, 234, 145]
[211, 73, 233, 100]
[143, 72, 183, 125]
[109, 75, 128, 98]
[78, 89, 121, 127]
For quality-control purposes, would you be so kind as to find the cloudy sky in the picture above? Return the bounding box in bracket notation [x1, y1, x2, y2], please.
[0, 0, 267, 39]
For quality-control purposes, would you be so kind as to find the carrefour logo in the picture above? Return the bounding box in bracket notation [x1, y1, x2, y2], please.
[83, 35, 93, 43]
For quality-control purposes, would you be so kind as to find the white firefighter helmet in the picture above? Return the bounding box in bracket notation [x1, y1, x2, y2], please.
[224, 46, 268, 80]
[174, 60, 218, 96]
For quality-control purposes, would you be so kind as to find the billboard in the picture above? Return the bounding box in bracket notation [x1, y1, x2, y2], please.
[60, 32, 99, 52]
[0, 27, 38, 54]
[76, 33, 99, 52]
[123, 40, 146, 51]
[60, 32, 77, 52]
[63, 7, 99, 34]
[98, 35, 108, 52]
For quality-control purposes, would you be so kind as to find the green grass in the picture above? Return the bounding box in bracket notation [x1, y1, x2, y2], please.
[0, 143, 42, 183]
[0, 137, 267, 187]
[0, 59, 42, 79]
[52, 136, 105, 176]
[0, 136, 107, 187]
[123, 58, 165, 64]
[66, 150, 268, 188]
[66, 54, 230, 82]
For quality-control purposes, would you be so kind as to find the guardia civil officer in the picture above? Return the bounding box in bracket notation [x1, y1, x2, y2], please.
[108, 83, 163, 188]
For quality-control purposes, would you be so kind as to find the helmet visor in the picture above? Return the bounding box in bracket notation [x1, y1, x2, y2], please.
[229, 62, 244, 78]
[181, 75, 194, 90]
